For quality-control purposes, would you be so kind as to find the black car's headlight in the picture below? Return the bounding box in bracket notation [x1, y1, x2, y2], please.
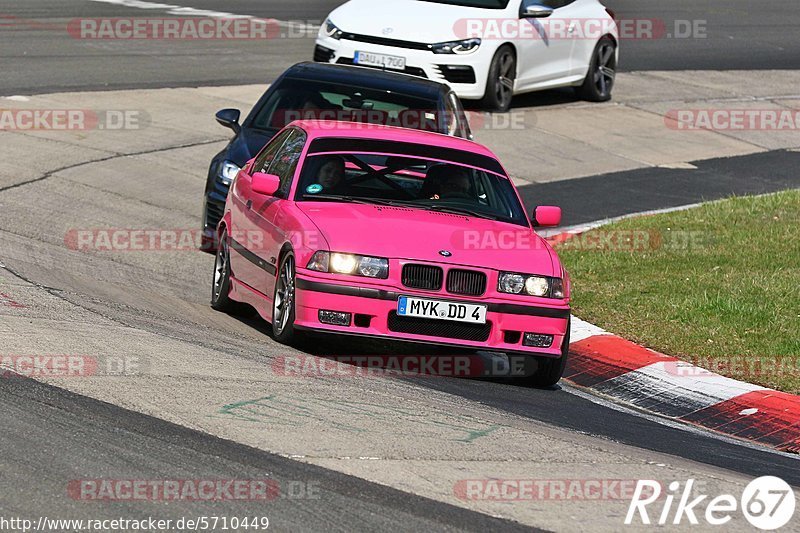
[307, 251, 389, 279]
[431, 38, 481, 55]
[498, 272, 564, 299]
[323, 19, 343, 40]
[218, 161, 241, 184]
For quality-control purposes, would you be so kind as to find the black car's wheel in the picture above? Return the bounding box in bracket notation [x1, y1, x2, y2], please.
[480, 45, 516, 112]
[576, 36, 616, 102]
[522, 317, 571, 388]
[272, 252, 298, 344]
[211, 229, 249, 314]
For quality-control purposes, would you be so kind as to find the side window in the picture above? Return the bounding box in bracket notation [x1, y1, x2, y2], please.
[268, 129, 307, 199]
[253, 129, 292, 174]
[538, 0, 575, 9]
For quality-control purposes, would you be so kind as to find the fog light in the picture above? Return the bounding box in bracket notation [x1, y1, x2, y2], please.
[319, 310, 351, 326]
[523, 333, 554, 348]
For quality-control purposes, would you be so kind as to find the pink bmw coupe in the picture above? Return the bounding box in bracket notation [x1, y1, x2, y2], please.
[212, 121, 571, 386]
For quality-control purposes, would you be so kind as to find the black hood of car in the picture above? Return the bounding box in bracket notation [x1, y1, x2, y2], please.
[226, 127, 278, 167]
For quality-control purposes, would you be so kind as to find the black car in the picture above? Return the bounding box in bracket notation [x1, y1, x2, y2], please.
[202, 62, 473, 252]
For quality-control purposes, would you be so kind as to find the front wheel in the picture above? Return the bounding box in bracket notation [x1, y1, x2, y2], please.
[480, 45, 516, 112]
[272, 252, 298, 344]
[575, 36, 616, 102]
[211, 229, 249, 314]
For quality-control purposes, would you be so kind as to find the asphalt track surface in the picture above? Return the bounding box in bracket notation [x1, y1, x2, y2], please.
[2, 0, 800, 95]
[0, 376, 534, 533]
[2, 0, 800, 530]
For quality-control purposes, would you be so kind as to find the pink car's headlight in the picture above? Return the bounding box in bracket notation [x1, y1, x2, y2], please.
[307, 251, 389, 279]
[499, 272, 564, 299]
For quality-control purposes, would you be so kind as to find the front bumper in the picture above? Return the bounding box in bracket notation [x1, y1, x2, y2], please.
[314, 36, 492, 100]
[294, 273, 570, 357]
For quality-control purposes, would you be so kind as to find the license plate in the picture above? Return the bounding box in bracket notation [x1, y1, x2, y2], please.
[397, 296, 487, 324]
[355, 51, 407, 71]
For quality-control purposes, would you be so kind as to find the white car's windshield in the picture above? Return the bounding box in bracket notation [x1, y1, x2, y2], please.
[418, 0, 511, 8]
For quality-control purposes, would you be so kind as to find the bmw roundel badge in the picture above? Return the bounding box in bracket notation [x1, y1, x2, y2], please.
[439, 250, 452, 257]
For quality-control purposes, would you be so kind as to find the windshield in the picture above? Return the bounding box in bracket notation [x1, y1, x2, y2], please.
[249, 78, 451, 134]
[418, 0, 511, 8]
[294, 152, 528, 227]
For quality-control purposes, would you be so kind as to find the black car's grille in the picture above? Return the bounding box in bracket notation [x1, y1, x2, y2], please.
[336, 58, 427, 78]
[314, 44, 335, 63]
[341, 32, 431, 51]
[434, 65, 477, 84]
[446, 269, 487, 296]
[388, 312, 492, 342]
[402, 264, 443, 291]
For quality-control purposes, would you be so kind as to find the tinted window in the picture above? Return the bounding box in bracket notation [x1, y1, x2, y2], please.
[294, 152, 528, 227]
[253, 129, 292, 174]
[419, 0, 511, 8]
[249, 79, 447, 134]
[268, 129, 307, 198]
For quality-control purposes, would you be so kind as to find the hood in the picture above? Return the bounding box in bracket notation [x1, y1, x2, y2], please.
[329, 0, 504, 44]
[228, 127, 276, 167]
[298, 203, 556, 276]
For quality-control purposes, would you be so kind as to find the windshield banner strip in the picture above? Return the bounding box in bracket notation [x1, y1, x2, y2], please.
[307, 138, 505, 175]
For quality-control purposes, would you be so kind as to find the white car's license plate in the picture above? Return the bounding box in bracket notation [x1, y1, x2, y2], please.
[355, 51, 407, 71]
[397, 296, 487, 324]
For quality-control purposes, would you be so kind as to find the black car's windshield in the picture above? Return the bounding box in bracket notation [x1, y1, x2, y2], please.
[250, 79, 451, 134]
[418, 0, 511, 8]
[295, 152, 528, 227]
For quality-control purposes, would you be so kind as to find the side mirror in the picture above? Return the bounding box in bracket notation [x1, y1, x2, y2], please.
[520, 1, 554, 18]
[251, 172, 281, 196]
[533, 206, 562, 227]
[216, 108, 241, 133]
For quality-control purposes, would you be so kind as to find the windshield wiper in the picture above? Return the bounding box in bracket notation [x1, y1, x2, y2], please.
[423, 204, 499, 221]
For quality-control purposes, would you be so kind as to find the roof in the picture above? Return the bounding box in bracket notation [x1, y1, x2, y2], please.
[288, 120, 503, 172]
[282, 62, 448, 100]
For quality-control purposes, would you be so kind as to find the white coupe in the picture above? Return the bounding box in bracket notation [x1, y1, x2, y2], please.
[314, 0, 619, 111]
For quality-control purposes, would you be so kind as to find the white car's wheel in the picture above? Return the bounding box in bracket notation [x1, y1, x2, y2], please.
[576, 36, 616, 102]
[480, 45, 516, 112]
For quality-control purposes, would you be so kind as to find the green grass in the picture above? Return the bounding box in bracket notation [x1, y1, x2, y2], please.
[557, 190, 800, 393]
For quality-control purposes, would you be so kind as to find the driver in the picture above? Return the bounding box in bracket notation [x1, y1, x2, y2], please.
[317, 155, 346, 192]
[428, 166, 473, 200]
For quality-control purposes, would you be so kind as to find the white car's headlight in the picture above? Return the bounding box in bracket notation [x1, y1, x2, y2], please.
[498, 272, 563, 298]
[307, 251, 389, 279]
[323, 19, 343, 39]
[219, 161, 241, 183]
[431, 38, 481, 55]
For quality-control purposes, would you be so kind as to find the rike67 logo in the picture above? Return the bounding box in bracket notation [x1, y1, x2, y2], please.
[626, 477, 796, 530]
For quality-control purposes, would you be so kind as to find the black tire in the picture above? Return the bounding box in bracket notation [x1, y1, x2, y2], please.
[272, 251, 298, 345]
[523, 317, 570, 388]
[211, 229, 250, 314]
[480, 45, 516, 112]
[576, 36, 616, 102]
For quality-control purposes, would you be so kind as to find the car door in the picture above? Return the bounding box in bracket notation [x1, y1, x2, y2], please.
[229, 129, 292, 291]
[515, 0, 578, 88]
[257, 128, 307, 300]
